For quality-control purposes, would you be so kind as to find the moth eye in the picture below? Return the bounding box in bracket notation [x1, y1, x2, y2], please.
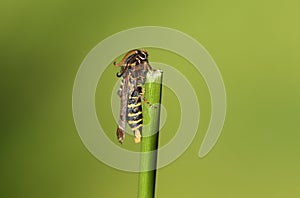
[139, 51, 147, 60]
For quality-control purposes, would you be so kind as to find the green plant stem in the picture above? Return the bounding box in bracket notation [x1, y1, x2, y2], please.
[137, 70, 163, 198]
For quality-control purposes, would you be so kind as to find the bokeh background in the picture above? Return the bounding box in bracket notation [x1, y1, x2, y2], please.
[1, 0, 300, 197]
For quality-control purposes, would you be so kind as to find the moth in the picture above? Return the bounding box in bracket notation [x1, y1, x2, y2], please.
[114, 49, 154, 144]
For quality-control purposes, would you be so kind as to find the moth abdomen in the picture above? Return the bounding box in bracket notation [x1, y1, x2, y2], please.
[127, 92, 143, 143]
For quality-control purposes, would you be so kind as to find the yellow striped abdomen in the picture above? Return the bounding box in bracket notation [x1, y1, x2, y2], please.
[127, 89, 143, 143]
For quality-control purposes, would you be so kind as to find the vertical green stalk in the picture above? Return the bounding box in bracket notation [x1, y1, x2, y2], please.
[137, 70, 163, 198]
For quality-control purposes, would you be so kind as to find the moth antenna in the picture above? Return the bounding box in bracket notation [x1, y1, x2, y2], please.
[114, 50, 139, 67]
[116, 72, 123, 77]
[114, 60, 123, 67]
[116, 65, 128, 78]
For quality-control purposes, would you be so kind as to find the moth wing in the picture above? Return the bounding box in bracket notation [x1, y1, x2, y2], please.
[116, 74, 130, 143]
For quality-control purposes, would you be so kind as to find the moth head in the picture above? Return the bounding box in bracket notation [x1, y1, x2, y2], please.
[114, 49, 148, 77]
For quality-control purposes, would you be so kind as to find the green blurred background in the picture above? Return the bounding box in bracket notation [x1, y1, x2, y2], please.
[1, 0, 300, 197]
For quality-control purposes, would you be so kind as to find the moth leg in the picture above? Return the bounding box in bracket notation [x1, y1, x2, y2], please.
[134, 128, 142, 143]
[134, 86, 157, 108]
[141, 96, 157, 108]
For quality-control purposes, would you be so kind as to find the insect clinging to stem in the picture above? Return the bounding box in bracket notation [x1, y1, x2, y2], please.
[114, 49, 155, 144]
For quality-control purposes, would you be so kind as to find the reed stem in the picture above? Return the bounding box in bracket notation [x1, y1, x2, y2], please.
[137, 70, 163, 198]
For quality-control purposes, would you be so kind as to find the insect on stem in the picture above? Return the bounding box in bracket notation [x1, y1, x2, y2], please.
[115, 49, 153, 144]
[114, 49, 163, 198]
